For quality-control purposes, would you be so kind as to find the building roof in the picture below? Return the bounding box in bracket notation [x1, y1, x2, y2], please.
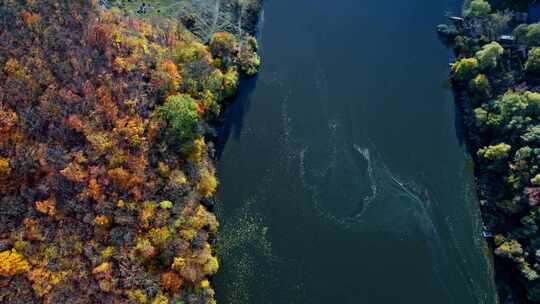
[498, 35, 516, 42]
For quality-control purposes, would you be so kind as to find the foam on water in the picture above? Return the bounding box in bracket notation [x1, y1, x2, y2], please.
[290, 115, 494, 301]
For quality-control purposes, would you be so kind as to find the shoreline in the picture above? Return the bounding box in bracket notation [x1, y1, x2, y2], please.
[441, 0, 540, 302]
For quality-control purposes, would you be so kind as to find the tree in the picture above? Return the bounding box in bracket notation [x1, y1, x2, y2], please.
[487, 12, 512, 39]
[469, 74, 491, 99]
[525, 91, 540, 115]
[209, 32, 238, 68]
[494, 238, 523, 260]
[464, 0, 492, 17]
[475, 42, 504, 70]
[222, 67, 239, 98]
[159, 94, 200, 140]
[495, 91, 529, 122]
[0, 249, 30, 276]
[477, 143, 512, 161]
[521, 125, 540, 143]
[451, 57, 480, 83]
[197, 167, 217, 198]
[239, 36, 261, 76]
[526, 23, 540, 47]
[531, 174, 540, 186]
[526, 47, 540, 74]
[513, 24, 529, 45]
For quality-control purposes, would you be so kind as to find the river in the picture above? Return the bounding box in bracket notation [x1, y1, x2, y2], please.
[214, 0, 498, 303]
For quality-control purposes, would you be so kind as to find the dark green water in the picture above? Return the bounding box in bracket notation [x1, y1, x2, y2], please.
[214, 0, 498, 303]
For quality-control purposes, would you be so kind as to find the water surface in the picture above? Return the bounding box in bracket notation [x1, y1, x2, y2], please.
[215, 0, 497, 303]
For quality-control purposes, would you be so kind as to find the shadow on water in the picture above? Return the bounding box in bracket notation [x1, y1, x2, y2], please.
[214, 75, 259, 159]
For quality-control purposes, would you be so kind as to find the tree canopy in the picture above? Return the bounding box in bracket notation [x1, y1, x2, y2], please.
[464, 0, 492, 17]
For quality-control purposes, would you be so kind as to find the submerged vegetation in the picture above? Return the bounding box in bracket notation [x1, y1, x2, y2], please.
[441, 0, 540, 302]
[0, 0, 261, 303]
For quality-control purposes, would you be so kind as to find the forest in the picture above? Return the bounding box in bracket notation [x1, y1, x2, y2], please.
[444, 0, 540, 302]
[0, 0, 260, 303]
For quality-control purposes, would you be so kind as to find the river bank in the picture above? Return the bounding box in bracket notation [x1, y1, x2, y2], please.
[441, 0, 540, 302]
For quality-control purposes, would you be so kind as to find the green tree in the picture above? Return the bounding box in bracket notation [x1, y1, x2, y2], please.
[451, 57, 480, 83]
[526, 47, 540, 74]
[522, 91, 540, 117]
[487, 12, 511, 40]
[515, 146, 532, 161]
[222, 68, 239, 98]
[159, 94, 200, 140]
[495, 91, 529, 122]
[469, 74, 491, 99]
[464, 0, 491, 17]
[475, 42, 504, 70]
[520, 262, 539, 281]
[514, 24, 529, 45]
[477, 143, 512, 161]
[531, 174, 540, 186]
[474, 107, 489, 126]
[526, 23, 540, 47]
[521, 125, 540, 143]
